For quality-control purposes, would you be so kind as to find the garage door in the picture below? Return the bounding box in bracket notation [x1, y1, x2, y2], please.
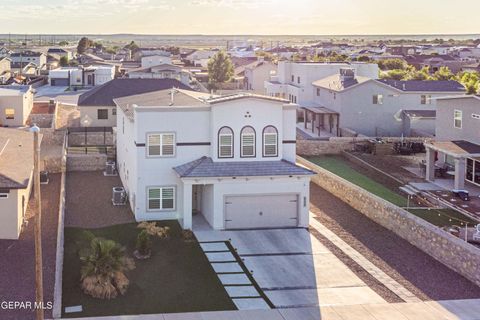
[51, 78, 69, 86]
[225, 194, 298, 229]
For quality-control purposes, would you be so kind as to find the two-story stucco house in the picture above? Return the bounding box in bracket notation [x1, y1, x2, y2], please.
[114, 89, 313, 230]
[309, 69, 466, 137]
[424, 95, 480, 190]
[0, 85, 34, 127]
[0, 128, 34, 239]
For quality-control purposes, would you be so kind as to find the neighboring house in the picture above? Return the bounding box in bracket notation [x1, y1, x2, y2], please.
[77, 78, 192, 127]
[0, 85, 34, 127]
[133, 48, 171, 61]
[310, 69, 465, 137]
[49, 65, 115, 87]
[47, 48, 73, 60]
[405, 55, 470, 74]
[127, 63, 192, 86]
[228, 46, 257, 58]
[424, 95, 480, 190]
[0, 57, 11, 84]
[265, 61, 379, 105]
[184, 50, 218, 68]
[0, 46, 13, 58]
[10, 51, 47, 70]
[10, 62, 39, 76]
[243, 60, 276, 94]
[0, 128, 34, 239]
[114, 89, 313, 230]
[140, 55, 173, 68]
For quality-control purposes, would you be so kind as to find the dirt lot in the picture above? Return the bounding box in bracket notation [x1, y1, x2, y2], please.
[0, 173, 61, 320]
[310, 183, 480, 301]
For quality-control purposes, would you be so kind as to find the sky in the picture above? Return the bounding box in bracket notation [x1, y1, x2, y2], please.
[0, 0, 479, 35]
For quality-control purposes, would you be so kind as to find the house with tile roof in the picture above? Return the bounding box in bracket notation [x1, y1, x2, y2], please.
[307, 68, 466, 137]
[114, 89, 313, 230]
[76, 78, 192, 127]
[0, 128, 35, 239]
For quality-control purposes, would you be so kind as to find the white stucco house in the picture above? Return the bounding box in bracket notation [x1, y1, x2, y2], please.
[0, 85, 34, 127]
[49, 65, 115, 87]
[114, 89, 313, 230]
[185, 50, 218, 68]
[140, 55, 173, 68]
[0, 128, 34, 239]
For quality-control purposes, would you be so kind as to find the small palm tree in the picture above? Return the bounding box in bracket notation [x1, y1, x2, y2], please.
[79, 233, 135, 299]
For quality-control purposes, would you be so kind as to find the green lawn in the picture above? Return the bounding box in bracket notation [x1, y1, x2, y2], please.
[307, 155, 408, 207]
[62, 221, 236, 318]
[408, 208, 478, 227]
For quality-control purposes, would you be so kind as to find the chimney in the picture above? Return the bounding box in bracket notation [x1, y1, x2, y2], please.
[339, 67, 355, 82]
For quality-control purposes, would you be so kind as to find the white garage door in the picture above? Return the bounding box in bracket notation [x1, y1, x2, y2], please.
[225, 194, 298, 229]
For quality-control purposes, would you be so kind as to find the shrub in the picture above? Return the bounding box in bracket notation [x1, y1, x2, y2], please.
[135, 230, 152, 256]
[137, 222, 170, 239]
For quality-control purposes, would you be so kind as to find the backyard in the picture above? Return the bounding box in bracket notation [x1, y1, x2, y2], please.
[62, 221, 236, 318]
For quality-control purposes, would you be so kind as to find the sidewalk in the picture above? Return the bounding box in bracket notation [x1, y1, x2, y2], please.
[64, 299, 480, 320]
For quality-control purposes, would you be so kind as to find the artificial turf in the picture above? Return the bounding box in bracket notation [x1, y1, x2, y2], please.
[407, 208, 478, 227]
[62, 221, 236, 318]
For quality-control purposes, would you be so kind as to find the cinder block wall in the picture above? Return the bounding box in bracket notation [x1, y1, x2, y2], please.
[298, 156, 480, 287]
[67, 154, 107, 171]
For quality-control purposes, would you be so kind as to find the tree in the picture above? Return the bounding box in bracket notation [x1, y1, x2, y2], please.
[407, 66, 432, 80]
[207, 51, 234, 91]
[377, 58, 407, 71]
[77, 37, 90, 54]
[79, 233, 135, 300]
[380, 69, 408, 81]
[457, 71, 480, 94]
[433, 66, 454, 81]
[356, 55, 371, 62]
[124, 41, 139, 53]
[59, 56, 69, 67]
[58, 40, 69, 46]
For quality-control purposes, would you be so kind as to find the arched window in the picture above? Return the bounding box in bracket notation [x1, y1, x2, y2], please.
[263, 126, 278, 157]
[218, 126, 234, 158]
[240, 126, 256, 158]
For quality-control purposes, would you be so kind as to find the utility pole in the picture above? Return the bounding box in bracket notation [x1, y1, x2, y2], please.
[30, 124, 44, 320]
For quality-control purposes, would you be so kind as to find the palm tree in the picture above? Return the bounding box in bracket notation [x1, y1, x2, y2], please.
[79, 233, 135, 299]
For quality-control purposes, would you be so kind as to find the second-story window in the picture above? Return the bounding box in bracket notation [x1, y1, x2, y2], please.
[263, 126, 278, 157]
[421, 95, 431, 105]
[218, 127, 234, 158]
[454, 110, 462, 128]
[147, 133, 175, 157]
[373, 94, 383, 105]
[240, 126, 256, 157]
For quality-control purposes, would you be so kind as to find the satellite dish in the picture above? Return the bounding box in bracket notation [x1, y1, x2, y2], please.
[81, 114, 93, 127]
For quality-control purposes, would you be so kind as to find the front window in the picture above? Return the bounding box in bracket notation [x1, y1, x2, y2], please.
[454, 110, 462, 128]
[112, 108, 117, 116]
[218, 127, 234, 158]
[147, 133, 175, 157]
[240, 126, 256, 157]
[147, 186, 175, 211]
[5, 108, 14, 119]
[421, 95, 431, 105]
[97, 109, 108, 120]
[373, 94, 383, 105]
[263, 126, 278, 157]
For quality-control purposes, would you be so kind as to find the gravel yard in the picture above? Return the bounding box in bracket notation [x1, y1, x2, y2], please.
[0, 173, 61, 320]
[310, 183, 480, 301]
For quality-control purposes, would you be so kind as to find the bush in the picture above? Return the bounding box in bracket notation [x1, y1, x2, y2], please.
[136, 230, 152, 256]
[182, 230, 195, 242]
[137, 221, 170, 239]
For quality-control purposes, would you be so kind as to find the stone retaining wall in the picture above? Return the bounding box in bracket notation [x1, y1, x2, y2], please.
[67, 154, 107, 171]
[298, 156, 480, 287]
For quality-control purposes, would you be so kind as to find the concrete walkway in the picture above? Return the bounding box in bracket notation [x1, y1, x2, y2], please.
[64, 298, 480, 320]
[309, 216, 421, 303]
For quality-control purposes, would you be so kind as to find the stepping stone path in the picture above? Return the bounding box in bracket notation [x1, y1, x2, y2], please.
[200, 240, 270, 310]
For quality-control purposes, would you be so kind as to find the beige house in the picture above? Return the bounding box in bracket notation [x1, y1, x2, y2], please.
[0, 85, 34, 127]
[0, 57, 11, 84]
[0, 128, 35, 239]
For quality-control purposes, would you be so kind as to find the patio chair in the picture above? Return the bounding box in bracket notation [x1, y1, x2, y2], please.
[474, 225, 480, 241]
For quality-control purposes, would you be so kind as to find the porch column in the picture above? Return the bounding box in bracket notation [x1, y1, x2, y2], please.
[182, 182, 193, 230]
[454, 157, 466, 190]
[304, 110, 307, 129]
[426, 147, 435, 181]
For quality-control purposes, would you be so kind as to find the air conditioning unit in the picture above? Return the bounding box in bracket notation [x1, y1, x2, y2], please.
[112, 187, 127, 206]
[104, 160, 117, 176]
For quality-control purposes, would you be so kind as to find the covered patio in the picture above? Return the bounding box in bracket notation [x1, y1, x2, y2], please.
[298, 106, 339, 138]
[424, 140, 480, 191]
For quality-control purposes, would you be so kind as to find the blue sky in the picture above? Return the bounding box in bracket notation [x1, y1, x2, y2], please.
[1, 0, 479, 35]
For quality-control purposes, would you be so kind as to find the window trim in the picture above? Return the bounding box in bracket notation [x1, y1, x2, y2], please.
[146, 132, 176, 158]
[453, 109, 462, 129]
[262, 125, 279, 158]
[146, 186, 176, 212]
[5, 108, 15, 120]
[218, 126, 234, 158]
[240, 126, 256, 158]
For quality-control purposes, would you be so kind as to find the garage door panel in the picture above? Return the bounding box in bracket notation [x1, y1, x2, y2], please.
[225, 194, 298, 229]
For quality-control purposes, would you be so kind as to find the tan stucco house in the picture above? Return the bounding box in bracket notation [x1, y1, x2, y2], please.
[0, 85, 34, 127]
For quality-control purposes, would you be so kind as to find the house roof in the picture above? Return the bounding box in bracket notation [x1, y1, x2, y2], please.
[0, 85, 31, 96]
[77, 78, 192, 107]
[173, 156, 314, 178]
[0, 128, 35, 189]
[127, 63, 184, 74]
[425, 140, 480, 157]
[47, 48, 68, 53]
[205, 92, 289, 104]
[10, 51, 44, 57]
[402, 110, 436, 119]
[312, 74, 371, 91]
[377, 79, 465, 92]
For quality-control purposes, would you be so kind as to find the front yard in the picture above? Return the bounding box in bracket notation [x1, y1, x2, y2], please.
[62, 221, 236, 318]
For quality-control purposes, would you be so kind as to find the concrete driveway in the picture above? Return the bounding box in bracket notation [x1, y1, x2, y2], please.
[194, 226, 384, 310]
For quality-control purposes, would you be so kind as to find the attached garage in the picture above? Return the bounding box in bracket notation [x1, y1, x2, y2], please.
[50, 78, 69, 86]
[224, 194, 298, 229]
